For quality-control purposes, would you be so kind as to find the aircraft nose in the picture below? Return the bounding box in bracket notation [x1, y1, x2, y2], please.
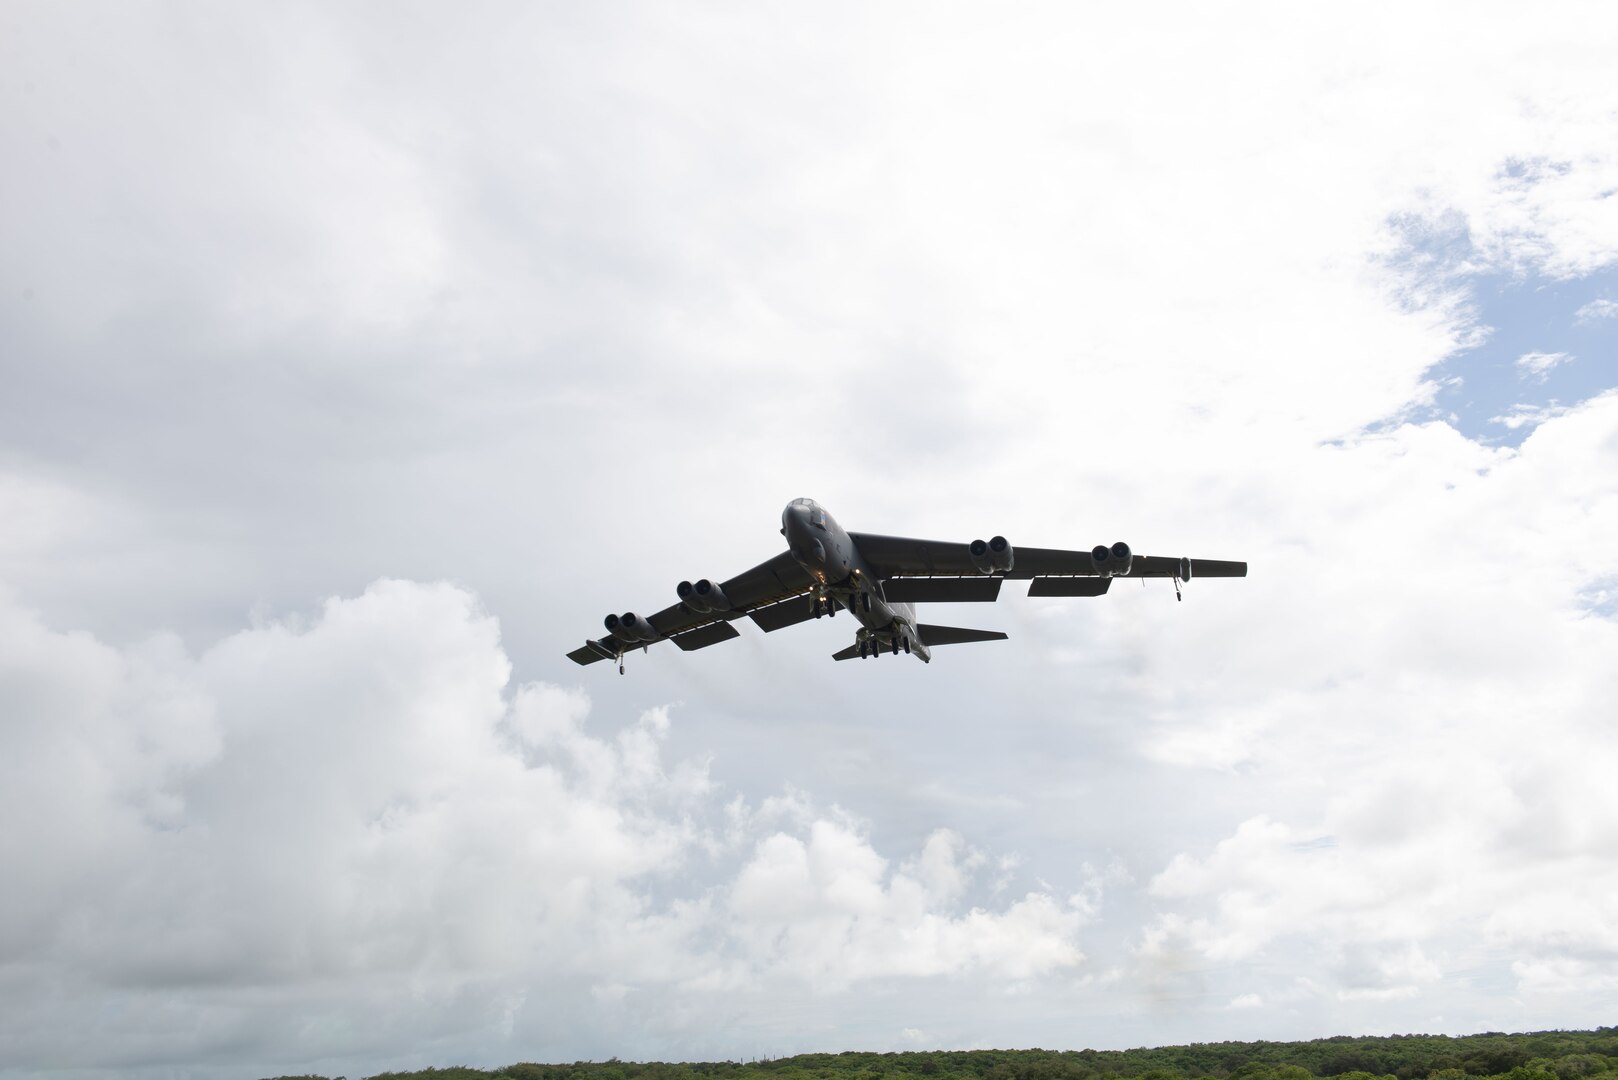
[782, 505, 821, 562]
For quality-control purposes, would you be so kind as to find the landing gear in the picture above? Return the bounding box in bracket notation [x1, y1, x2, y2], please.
[1173, 577, 1183, 602]
[902, 638, 910, 655]
[892, 640, 900, 655]
[859, 641, 869, 659]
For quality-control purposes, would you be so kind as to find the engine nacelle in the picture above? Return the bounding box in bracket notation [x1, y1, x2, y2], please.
[677, 578, 732, 613]
[1091, 541, 1133, 577]
[969, 539, 995, 574]
[694, 578, 731, 611]
[1179, 555, 1192, 582]
[988, 535, 1014, 573]
[614, 611, 655, 642]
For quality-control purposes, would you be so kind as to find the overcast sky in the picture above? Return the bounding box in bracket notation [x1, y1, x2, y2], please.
[3, 4, 1618, 1079]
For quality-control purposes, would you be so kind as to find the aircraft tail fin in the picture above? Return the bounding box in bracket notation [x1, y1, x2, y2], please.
[916, 624, 1008, 647]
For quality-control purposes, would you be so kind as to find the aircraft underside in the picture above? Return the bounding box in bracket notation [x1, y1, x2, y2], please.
[567, 498, 1246, 673]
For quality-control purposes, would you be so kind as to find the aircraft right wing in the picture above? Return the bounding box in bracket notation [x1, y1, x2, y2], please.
[567, 549, 817, 667]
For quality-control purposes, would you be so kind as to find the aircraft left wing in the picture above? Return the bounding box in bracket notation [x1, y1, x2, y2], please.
[848, 532, 1246, 585]
[567, 549, 816, 667]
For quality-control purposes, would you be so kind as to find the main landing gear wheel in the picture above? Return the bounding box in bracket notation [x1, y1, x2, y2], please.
[859, 642, 869, 659]
[892, 640, 900, 655]
[902, 639, 910, 655]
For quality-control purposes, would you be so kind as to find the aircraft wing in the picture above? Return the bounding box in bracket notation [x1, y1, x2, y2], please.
[567, 549, 816, 666]
[848, 533, 1247, 583]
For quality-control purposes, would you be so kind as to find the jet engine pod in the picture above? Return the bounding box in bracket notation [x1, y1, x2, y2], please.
[969, 539, 995, 574]
[603, 613, 622, 635]
[616, 612, 653, 642]
[693, 578, 731, 611]
[1179, 555, 1193, 582]
[1092, 541, 1133, 577]
[988, 535, 1015, 573]
[677, 580, 731, 615]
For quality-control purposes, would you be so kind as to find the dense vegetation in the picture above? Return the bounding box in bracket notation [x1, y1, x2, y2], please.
[268, 1028, 1618, 1080]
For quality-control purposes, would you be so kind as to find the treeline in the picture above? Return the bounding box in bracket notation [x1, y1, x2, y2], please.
[270, 1027, 1618, 1080]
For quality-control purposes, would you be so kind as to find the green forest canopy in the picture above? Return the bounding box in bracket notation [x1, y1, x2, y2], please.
[269, 1027, 1618, 1080]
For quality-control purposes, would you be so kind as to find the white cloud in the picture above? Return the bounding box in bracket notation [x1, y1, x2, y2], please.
[726, 821, 1086, 986]
[0, 580, 1086, 1074]
[1575, 298, 1618, 323]
[1137, 392, 1618, 1012]
[1492, 401, 1574, 429]
[1516, 350, 1573, 380]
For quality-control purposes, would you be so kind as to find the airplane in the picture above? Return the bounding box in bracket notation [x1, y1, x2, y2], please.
[567, 498, 1247, 672]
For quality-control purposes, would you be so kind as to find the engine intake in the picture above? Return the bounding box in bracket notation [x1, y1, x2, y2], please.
[1091, 541, 1133, 577]
[969, 539, 994, 574]
[988, 535, 1014, 573]
[677, 578, 732, 613]
[614, 612, 654, 642]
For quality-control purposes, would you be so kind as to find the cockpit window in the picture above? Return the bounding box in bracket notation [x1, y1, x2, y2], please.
[810, 509, 826, 529]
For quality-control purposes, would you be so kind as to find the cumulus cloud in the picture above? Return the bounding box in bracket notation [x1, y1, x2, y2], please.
[0, 580, 1086, 1074]
[1136, 396, 1618, 1011]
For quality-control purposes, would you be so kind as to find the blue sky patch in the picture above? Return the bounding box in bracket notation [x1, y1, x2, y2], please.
[1577, 576, 1618, 619]
[1386, 213, 1618, 447]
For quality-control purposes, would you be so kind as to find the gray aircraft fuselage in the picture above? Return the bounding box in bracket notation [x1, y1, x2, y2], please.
[781, 497, 927, 660]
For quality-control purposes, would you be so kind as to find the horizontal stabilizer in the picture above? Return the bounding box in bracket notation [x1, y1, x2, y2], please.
[882, 577, 1003, 603]
[672, 621, 741, 651]
[831, 643, 863, 661]
[916, 623, 1008, 647]
[1028, 577, 1112, 597]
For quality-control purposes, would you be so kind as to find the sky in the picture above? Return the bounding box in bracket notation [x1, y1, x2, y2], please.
[2, 3, 1617, 1078]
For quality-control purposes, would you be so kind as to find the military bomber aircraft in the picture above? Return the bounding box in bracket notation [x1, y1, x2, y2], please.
[568, 498, 1247, 672]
